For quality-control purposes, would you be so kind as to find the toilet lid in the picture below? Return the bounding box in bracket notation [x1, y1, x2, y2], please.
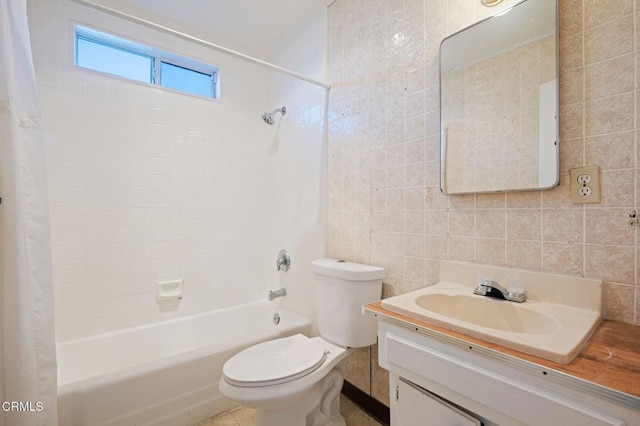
[223, 334, 327, 387]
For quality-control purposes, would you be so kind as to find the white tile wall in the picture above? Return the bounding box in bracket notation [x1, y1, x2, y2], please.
[28, 0, 328, 341]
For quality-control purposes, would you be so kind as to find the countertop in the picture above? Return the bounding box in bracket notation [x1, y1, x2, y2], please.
[364, 301, 640, 401]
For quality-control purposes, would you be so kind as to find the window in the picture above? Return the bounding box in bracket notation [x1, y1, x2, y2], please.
[160, 62, 213, 98]
[75, 26, 219, 99]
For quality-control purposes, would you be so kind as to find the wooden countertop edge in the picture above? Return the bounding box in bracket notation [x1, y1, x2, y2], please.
[365, 301, 640, 400]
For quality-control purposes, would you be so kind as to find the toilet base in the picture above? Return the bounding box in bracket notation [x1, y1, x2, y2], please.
[253, 361, 346, 426]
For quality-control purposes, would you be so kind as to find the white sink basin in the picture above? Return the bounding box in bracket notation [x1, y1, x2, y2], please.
[414, 294, 558, 334]
[381, 261, 602, 364]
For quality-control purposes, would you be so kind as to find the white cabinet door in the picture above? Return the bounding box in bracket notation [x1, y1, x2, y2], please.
[397, 378, 482, 426]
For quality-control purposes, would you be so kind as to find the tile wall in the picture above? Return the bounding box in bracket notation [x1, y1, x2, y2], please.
[327, 0, 640, 406]
[28, 0, 325, 341]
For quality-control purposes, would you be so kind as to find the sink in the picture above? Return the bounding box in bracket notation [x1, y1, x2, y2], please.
[414, 294, 558, 334]
[380, 261, 602, 364]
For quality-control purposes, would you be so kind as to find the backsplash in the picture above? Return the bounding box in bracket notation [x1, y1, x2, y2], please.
[327, 0, 639, 404]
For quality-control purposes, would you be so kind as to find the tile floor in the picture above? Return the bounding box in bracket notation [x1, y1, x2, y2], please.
[199, 394, 383, 426]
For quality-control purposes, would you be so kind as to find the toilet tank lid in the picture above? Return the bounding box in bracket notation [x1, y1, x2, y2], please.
[312, 259, 385, 281]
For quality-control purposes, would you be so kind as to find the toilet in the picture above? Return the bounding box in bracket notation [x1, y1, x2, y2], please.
[219, 258, 385, 426]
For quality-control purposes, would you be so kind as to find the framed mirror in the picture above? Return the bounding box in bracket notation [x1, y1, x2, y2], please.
[440, 0, 558, 194]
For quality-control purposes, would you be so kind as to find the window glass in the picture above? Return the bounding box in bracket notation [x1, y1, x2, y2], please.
[76, 37, 153, 83]
[160, 62, 212, 98]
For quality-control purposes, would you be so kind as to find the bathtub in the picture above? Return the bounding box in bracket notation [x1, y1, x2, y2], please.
[57, 301, 311, 426]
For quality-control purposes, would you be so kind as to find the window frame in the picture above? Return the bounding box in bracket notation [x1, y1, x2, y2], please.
[74, 24, 219, 100]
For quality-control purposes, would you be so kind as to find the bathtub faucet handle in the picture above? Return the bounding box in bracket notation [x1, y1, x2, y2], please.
[276, 249, 290, 272]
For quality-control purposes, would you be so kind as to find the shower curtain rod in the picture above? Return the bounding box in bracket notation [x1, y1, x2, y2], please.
[69, 0, 332, 90]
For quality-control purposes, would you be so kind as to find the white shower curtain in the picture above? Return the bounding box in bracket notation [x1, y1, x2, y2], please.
[0, 0, 58, 425]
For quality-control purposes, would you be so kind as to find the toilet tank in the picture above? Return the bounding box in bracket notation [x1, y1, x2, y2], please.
[312, 259, 385, 348]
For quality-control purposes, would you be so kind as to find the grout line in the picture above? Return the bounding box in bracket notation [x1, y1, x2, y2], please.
[582, 89, 635, 105]
[539, 193, 544, 270]
[582, 11, 635, 33]
[473, 195, 477, 263]
[504, 202, 508, 266]
[633, 2, 638, 321]
[581, 0, 587, 279]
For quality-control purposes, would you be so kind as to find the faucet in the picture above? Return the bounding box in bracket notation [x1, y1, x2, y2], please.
[473, 277, 526, 303]
[269, 288, 287, 300]
[276, 249, 290, 272]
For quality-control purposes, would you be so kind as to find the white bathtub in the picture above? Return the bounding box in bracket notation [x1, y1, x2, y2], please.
[57, 301, 311, 426]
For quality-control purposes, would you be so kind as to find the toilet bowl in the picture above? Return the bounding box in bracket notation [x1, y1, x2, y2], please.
[219, 336, 349, 426]
[218, 259, 385, 426]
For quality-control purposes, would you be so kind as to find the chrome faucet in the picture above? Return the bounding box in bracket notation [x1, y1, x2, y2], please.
[276, 249, 290, 272]
[473, 277, 526, 303]
[269, 288, 287, 300]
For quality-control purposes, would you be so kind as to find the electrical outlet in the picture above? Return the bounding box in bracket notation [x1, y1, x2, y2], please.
[570, 166, 601, 204]
[577, 186, 592, 197]
[577, 174, 591, 185]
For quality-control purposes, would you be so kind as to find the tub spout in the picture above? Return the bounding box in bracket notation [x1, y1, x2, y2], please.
[269, 288, 287, 300]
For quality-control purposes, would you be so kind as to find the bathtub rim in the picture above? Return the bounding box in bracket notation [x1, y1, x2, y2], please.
[56, 299, 288, 346]
[57, 300, 311, 389]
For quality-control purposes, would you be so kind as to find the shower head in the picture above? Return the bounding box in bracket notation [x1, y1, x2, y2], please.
[262, 106, 286, 125]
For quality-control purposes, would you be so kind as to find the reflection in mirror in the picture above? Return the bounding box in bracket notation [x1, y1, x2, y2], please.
[440, 0, 558, 194]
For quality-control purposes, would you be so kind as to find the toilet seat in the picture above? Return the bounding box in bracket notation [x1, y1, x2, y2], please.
[223, 334, 327, 387]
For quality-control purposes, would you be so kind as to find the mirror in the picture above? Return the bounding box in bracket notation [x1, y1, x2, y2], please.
[440, 0, 558, 194]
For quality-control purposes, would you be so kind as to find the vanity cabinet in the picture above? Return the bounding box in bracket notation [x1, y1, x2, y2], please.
[378, 322, 639, 426]
[393, 375, 483, 426]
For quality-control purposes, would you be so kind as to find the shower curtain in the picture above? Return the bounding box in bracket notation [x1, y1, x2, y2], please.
[0, 0, 58, 425]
